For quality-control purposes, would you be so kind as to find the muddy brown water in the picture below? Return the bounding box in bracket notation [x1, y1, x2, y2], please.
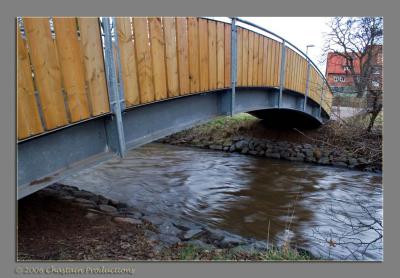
[61, 143, 382, 260]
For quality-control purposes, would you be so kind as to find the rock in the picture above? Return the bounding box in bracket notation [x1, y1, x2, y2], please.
[313, 148, 322, 161]
[182, 229, 204, 240]
[97, 195, 110, 205]
[209, 144, 223, 150]
[85, 212, 101, 220]
[319, 157, 330, 165]
[144, 230, 159, 242]
[332, 161, 348, 167]
[257, 150, 265, 156]
[159, 221, 182, 236]
[74, 190, 98, 201]
[229, 145, 236, 152]
[158, 234, 181, 245]
[219, 234, 246, 248]
[113, 217, 143, 225]
[206, 228, 225, 242]
[241, 147, 249, 154]
[357, 157, 368, 164]
[223, 146, 229, 151]
[249, 150, 258, 156]
[348, 158, 358, 166]
[235, 140, 248, 151]
[74, 198, 97, 206]
[186, 240, 215, 250]
[59, 195, 75, 201]
[98, 204, 118, 214]
[142, 215, 165, 225]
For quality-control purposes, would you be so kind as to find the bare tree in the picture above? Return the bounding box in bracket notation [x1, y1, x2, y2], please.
[324, 17, 383, 132]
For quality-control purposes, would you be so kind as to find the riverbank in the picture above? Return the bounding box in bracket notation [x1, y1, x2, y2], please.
[18, 184, 314, 261]
[158, 113, 382, 172]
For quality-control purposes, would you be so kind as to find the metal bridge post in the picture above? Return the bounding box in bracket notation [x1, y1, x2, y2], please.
[102, 17, 127, 157]
[303, 60, 311, 112]
[278, 40, 287, 108]
[230, 17, 237, 116]
[319, 85, 324, 119]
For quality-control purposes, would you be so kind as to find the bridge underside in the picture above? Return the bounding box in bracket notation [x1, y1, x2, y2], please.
[18, 88, 329, 199]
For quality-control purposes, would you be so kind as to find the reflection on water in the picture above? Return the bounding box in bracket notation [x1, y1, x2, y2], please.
[62, 143, 383, 260]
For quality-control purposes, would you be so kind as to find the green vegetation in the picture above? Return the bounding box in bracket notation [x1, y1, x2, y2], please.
[161, 243, 314, 261]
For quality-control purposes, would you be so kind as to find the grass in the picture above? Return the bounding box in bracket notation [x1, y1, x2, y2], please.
[166, 243, 314, 261]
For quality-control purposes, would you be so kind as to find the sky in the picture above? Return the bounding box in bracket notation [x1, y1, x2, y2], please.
[211, 17, 333, 74]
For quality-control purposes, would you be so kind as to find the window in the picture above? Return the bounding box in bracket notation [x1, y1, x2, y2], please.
[343, 66, 351, 71]
[333, 76, 345, 82]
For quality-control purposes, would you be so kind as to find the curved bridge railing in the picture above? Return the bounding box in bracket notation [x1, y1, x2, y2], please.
[17, 17, 333, 142]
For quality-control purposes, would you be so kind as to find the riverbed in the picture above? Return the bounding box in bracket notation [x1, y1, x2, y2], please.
[61, 143, 383, 260]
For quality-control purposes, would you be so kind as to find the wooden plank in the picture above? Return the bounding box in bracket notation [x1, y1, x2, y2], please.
[216, 21, 225, 89]
[132, 17, 155, 103]
[261, 37, 269, 85]
[224, 23, 231, 88]
[17, 28, 44, 139]
[24, 17, 69, 129]
[236, 27, 243, 86]
[266, 38, 273, 86]
[176, 17, 190, 95]
[188, 17, 200, 93]
[252, 33, 259, 86]
[275, 41, 282, 86]
[116, 17, 140, 106]
[198, 18, 209, 91]
[78, 17, 110, 115]
[163, 17, 180, 98]
[149, 17, 168, 100]
[242, 29, 248, 86]
[247, 31, 254, 86]
[53, 17, 91, 122]
[208, 20, 217, 90]
[257, 35, 264, 86]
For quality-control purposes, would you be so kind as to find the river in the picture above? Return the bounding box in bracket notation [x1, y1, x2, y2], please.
[61, 143, 383, 261]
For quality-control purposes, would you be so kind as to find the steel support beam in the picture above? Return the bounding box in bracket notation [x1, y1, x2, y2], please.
[319, 86, 324, 119]
[303, 60, 311, 111]
[230, 17, 237, 116]
[102, 17, 127, 157]
[279, 41, 287, 108]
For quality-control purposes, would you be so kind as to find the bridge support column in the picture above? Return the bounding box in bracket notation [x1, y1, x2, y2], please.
[303, 60, 311, 112]
[278, 41, 287, 108]
[319, 86, 325, 119]
[230, 17, 237, 116]
[102, 17, 127, 158]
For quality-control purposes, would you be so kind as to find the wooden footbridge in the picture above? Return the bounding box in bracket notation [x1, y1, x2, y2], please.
[17, 17, 333, 198]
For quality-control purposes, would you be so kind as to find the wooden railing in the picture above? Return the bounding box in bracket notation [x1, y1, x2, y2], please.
[17, 17, 333, 141]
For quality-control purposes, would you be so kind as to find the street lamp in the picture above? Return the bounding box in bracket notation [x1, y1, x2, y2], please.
[306, 44, 315, 56]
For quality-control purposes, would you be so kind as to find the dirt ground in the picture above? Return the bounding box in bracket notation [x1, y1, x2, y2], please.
[17, 192, 157, 261]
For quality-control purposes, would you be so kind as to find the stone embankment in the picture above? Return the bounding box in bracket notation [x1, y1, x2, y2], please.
[159, 135, 381, 172]
[35, 183, 290, 257]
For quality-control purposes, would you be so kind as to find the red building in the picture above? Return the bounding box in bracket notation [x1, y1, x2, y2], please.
[325, 45, 383, 95]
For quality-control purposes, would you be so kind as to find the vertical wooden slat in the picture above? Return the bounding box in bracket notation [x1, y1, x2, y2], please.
[78, 17, 110, 115]
[149, 17, 168, 101]
[53, 17, 91, 122]
[275, 41, 282, 86]
[257, 35, 264, 86]
[247, 31, 254, 86]
[188, 17, 200, 93]
[236, 27, 243, 86]
[267, 38, 273, 86]
[176, 17, 190, 95]
[163, 17, 180, 98]
[24, 17, 69, 129]
[262, 37, 269, 85]
[132, 17, 155, 103]
[116, 17, 140, 106]
[208, 20, 217, 90]
[252, 33, 259, 86]
[198, 18, 209, 91]
[224, 23, 231, 88]
[242, 29, 249, 86]
[17, 28, 44, 139]
[216, 21, 225, 89]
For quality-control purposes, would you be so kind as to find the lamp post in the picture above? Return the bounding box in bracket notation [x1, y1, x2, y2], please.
[306, 44, 315, 56]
